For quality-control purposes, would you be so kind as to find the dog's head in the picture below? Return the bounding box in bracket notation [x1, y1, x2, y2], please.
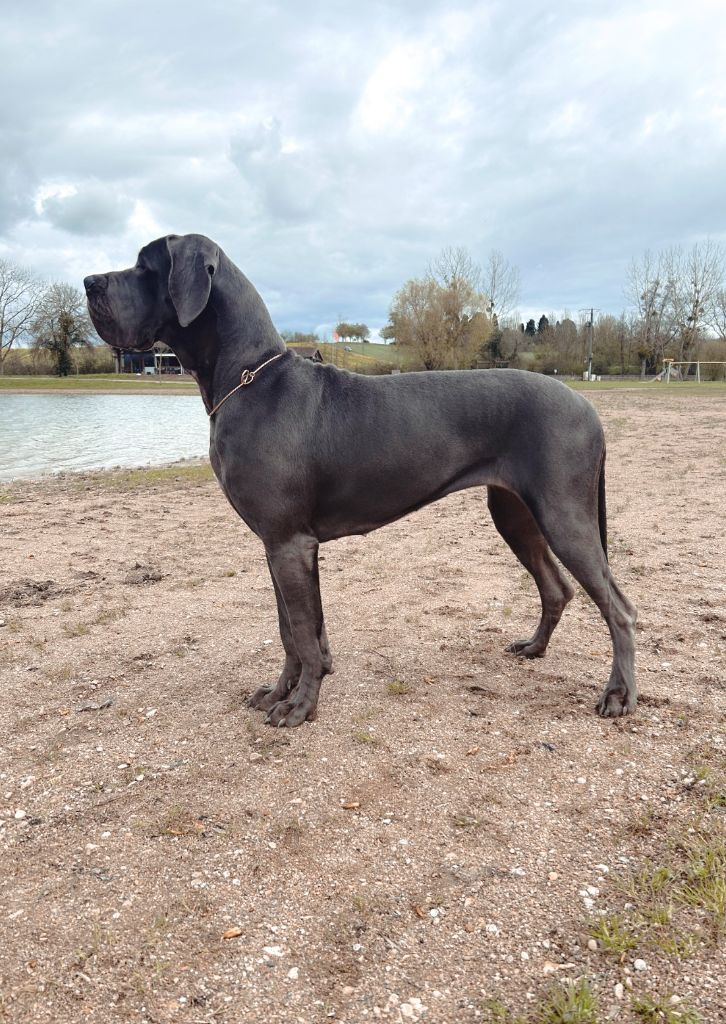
[84, 234, 219, 351]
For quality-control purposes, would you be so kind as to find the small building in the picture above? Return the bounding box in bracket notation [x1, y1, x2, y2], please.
[289, 346, 324, 363]
[113, 343, 185, 374]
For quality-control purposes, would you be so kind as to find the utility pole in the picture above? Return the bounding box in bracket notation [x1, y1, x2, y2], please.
[579, 307, 597, 380]
[587, 307, 594, 381]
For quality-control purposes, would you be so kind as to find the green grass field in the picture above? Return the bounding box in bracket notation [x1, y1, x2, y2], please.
[0, 373, 197, 392]
[2, 367, 724, 395]
[569, 379, 726, 393]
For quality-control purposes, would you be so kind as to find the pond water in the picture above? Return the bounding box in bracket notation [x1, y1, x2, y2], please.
[0, 394, 210, 482]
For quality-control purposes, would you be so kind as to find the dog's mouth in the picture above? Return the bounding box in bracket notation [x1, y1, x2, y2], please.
[87, 300, 156, 352]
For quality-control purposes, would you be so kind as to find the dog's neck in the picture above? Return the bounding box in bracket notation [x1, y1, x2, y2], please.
[165, 252, 285, 413]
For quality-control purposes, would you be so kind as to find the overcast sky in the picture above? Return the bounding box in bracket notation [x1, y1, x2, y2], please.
[2, 0, 725, 337]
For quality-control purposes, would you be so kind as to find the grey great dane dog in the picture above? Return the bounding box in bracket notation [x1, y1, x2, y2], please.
[84, 234, 637, 728]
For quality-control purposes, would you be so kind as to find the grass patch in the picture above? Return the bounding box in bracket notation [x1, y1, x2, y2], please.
[567, 379, 726, 394]
[0, 373, 197, 392]
[484, 979, 598, 1024]
[62, 622, 90, 638]
[93, 461, 214, 491]
[386, 679, 411, 696]
[93, 606, 126, 626]
[352, 729, 382, 747]
[452, 810, 480, 830]
[590, 913, 638, 955]
[632, 994, 703, 1024]
[594, 811, 725, 959]
[151, 806, 206, 838]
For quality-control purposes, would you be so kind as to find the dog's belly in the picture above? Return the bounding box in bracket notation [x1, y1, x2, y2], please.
[311, 452, 503, 541]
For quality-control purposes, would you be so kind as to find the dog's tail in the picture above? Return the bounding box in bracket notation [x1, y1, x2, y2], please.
[598, 448, 608, 562]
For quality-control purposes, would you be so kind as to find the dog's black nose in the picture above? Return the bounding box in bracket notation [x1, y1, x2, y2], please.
[84, 274, 107, 294]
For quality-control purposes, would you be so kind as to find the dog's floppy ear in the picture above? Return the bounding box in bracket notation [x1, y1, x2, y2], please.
[166, 234, 219, 328]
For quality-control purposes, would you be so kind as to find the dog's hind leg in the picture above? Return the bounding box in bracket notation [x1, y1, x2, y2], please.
[248, 556, 303, 713]
[262, 534, 333, 728]
[530, 493, 637, 717]
[487, 486, 574, 658]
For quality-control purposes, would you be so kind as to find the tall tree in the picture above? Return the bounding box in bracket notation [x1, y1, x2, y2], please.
[335, 322, 370, 342]
[626, 250, 674, 377]
[481, 249, 521, 324]
[428, 247, 490, 367]
[0, 259, 44, 375]
[386, 247, 491, 370]
[708, 286, 726, 339]
[32, 283, 96, 376]
[665, 241, 724, 363]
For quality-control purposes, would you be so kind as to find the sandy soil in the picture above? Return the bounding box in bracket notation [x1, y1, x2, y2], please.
[0, 390, 724, 1024]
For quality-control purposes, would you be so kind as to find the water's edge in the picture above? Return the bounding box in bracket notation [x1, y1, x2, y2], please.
[0, 394, 209, 482]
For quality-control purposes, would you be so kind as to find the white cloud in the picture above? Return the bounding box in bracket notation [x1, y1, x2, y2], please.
[1, 0, 726, 330]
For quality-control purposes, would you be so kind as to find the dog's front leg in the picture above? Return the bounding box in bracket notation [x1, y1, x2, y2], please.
[261, 535, 332, 727]
[248, 556, 302, 713]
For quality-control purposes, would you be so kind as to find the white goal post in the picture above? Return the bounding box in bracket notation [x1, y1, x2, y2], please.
[659, 359, 726, 383]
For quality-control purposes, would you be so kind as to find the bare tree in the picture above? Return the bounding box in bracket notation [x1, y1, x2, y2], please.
[429, 246, 482, 292]
[665, 240, 724, 363]
[481, 249, 521, 324]
[708, 287, 726, 339]
[32, 282, 96, 376]
[626, 250, 675, 377]
[0, 259, 44, 374]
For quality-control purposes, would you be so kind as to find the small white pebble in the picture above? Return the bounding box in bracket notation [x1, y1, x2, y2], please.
[14, 809, 26, 820]
[587, 939, 598, 951]
[634, 958, 647, 971]
[576, 777, 587, 785]
[287, 966, 299, 980]
[614, 983, 624, 1000]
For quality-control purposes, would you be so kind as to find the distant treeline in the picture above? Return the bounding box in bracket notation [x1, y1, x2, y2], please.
[3, 241, 726, 378]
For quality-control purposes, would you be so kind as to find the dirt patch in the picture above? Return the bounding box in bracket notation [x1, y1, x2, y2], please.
[0, 391, 724, 1023]
[0, 578, 71, 607]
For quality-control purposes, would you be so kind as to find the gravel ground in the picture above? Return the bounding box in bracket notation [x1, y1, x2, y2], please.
[0, 388, 724, 1023]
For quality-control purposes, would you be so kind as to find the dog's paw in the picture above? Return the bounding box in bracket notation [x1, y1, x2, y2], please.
[595, 687, 637, 718]
[506, 639, 546, 659]
[265, 697, 317, 728]
[248, 686, 276, 711]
